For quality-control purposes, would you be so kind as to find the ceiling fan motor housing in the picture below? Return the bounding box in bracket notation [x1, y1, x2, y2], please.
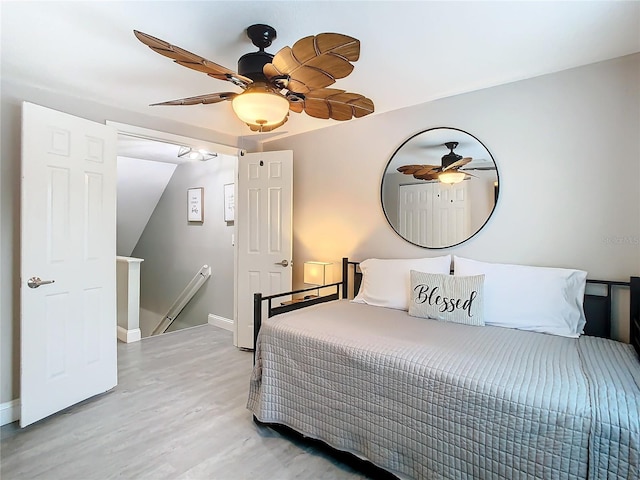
[442, 141, 462, 169]
[239, 24, 277, 82]
[238, 51, 274, 83]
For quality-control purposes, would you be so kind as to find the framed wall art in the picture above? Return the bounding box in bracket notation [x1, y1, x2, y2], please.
[187, 187, 204, 222]
[224, 183, 235, 222]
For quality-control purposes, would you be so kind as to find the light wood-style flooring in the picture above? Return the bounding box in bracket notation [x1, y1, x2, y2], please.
[1, 325, 390, 480]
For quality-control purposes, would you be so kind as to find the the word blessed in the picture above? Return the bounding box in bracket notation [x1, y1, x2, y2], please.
[413, 284, 478, 317]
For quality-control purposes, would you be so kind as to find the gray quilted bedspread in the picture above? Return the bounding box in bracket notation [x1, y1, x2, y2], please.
[247, 300, 640, 479]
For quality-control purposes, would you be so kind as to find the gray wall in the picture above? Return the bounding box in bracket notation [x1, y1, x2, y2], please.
[2, 54, 638, 408]
[264, 54, 640, 341]
[116, 156, 177, 256]
[132, 156, 236, 328]
[0, 78, 238, 405]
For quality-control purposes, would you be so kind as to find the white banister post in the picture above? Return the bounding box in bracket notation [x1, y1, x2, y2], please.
[116, 256, 144, 343]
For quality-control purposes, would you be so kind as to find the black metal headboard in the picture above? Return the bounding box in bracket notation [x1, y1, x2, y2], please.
[582, 280, 629, 338]
[341, 258, 363, 300]
[253, 259, 638, 357]
[342, 258, 638, 345]
[631, 277, 640, 355]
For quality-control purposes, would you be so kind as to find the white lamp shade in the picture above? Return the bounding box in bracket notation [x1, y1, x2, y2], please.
[231, 89, 290, 127]
[303, 262, 333, 286]
[438, 170, 466, 184]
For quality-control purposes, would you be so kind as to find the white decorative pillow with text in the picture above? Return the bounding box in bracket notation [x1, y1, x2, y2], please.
[408, 271, 485, 326]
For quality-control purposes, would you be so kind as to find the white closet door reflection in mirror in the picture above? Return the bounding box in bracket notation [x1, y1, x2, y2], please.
[382, 127, 499, 248]
[399, 182, 470, 248]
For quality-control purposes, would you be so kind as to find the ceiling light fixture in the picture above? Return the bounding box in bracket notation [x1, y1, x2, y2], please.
[231, 85, 290, 131]
[438, 170, 467, 184]
[177, 146, 218, 161]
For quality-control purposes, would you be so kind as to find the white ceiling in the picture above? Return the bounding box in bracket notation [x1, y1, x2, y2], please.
[3, 1, 639, 140]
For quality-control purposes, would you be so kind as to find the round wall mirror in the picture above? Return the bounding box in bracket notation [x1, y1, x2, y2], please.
[381, 127, 499, 249]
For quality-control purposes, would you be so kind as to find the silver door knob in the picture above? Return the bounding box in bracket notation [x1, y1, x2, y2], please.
[274, 260, 289, 267]
[27, 277, 55, 289]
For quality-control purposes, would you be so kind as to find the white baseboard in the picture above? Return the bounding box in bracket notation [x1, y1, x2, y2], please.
[208, 314, 234, 332]
[117, 326, 141, 343]
[1, 399, 20, 426]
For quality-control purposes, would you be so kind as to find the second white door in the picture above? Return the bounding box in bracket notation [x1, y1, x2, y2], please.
[235, 150, 293, 349]
[20, 102, 118, 427]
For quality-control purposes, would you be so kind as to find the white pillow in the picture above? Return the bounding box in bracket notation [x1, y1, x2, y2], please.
[454, 256, 587, 337]
[352, 256, 452, 310]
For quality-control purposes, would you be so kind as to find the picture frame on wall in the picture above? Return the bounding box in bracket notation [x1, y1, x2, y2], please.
[187, 187, 204, 222]
[224, 183, 235, 222]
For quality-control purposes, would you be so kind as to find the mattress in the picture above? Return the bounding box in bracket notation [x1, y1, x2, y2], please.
[247, 300, 640, 479]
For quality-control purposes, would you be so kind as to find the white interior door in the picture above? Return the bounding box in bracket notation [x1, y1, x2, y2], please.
[399, 181, 470, 247]
[235, 151, 293, 349]
[399, 182, 433, 246]
[20, 102, 117, 427]
[435, 182, 470, 246]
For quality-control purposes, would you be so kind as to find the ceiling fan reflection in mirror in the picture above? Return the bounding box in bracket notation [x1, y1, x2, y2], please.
[134, 24, 375, 132]
[397, 142, 473, 184]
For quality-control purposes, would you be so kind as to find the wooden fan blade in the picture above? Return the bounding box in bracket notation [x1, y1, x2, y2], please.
[397, 165, 423, 174]
[288, 100, 304, 114]
[264, 48, 334, 93]
[414, 172, 440, 180]
[414, 166, 441, 176]
[302, 88, 374, 120]
[134, 30, 252, 86]
[263, 63, 285, 84]
[442, 157, 472, 171]
[150, 92, 237, 106]
[397, 164, 438, 175]
[265, 33, 360, 93]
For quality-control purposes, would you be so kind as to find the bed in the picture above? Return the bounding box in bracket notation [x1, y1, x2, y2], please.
[247, 257, 640, 479]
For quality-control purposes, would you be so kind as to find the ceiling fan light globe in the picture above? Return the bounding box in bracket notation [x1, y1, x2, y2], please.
[232, 89, 289, 128]
[438, 170, 466, 184]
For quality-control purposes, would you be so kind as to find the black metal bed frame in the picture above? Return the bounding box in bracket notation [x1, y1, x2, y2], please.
[253, 257, 640, 356]
[631, 277, 640, 355]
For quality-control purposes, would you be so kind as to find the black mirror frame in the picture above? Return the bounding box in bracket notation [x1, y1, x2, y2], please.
[380, 126, 500, 249]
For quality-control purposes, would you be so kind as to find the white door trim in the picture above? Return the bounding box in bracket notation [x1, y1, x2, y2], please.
[109, 122, 240, 337]
[106, 122, 239, 157]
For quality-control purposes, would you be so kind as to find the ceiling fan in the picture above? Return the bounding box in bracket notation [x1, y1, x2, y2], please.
[397, 142, 473, 184]
[134, 24, 374, 132]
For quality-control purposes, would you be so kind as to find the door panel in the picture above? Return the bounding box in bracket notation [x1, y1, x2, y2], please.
[21, 102, 117, 427]
[268, 187, 283, 251]
[236, 151, 293, 349]
[399, 182, 470, 248]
